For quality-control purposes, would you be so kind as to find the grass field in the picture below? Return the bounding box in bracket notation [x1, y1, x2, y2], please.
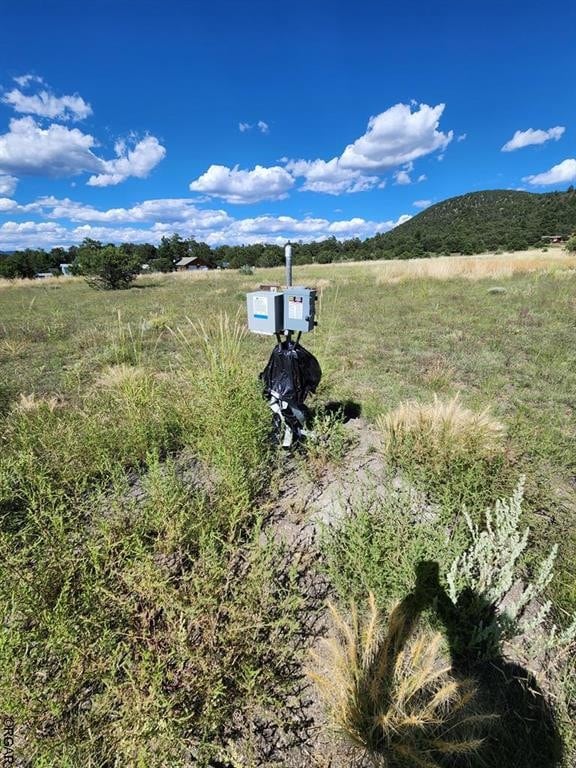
[1, 250, 575, 766]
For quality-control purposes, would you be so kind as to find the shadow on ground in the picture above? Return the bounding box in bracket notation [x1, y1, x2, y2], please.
[314, 399, 362, 423]
[387, 561, 563, 768]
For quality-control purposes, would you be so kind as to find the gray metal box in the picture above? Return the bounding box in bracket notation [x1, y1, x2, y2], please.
[284, 287, 317, 332]
[246, 290, 284, 335]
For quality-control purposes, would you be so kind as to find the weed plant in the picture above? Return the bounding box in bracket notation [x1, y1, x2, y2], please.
[0, 366, 183, 509]
[301, 405, 353, 478]
[0, 456, 301, 765]
[320, 488, 464, 610]
[0, 313, 300, 766]
[173, 313, 271, 527]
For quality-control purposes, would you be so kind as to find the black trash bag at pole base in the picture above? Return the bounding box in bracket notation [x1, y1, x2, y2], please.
[259, 340, 322, 447]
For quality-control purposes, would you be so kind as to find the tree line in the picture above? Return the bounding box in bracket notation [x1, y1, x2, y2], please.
[2, 188, 576, 281]
[0, 233, 372, 281]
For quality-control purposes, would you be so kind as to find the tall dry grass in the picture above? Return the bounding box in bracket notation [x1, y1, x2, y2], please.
[377, 394, 505, 474]
[370, 251, 576, 284]
[0, 275, 83, 290]
[310, 594, 492, 766]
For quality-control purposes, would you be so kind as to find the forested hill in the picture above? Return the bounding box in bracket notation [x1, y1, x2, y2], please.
[366, 188, 576, 258]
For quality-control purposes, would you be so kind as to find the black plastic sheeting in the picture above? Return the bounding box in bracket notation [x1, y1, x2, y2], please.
[260, 340, 322, 446]
[260, 341, 322, 406]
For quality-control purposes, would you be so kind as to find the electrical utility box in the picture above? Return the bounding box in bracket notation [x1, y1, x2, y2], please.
[246, 290, 284, 335]
[284, 287, 317, 333]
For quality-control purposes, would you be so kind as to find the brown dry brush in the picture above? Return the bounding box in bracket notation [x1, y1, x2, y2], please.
[309, 594, 496, 768]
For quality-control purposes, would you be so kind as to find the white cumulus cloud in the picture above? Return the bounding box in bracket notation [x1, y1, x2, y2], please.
[2, 86, 92, 122]
[285, 158, 379, 194]
[189, 164, 294, 203]
[413, 199, 432, 208]
[394, 169, 412, 185]
[282, 102, 450, 196]
[198, 102, 450, 201]
[0, 174, 18, 195]
[502, 126, 565, 152]
[0, 117, 102, 177]
[0, 118, 165, 187]
[25, 196, 232, 230]
[523, 158, 576, 186]
[0, 193, 412, 249]
[87, 136, 166, 187]
[339, 103, 452, 171]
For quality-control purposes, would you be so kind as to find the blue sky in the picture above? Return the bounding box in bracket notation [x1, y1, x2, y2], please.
[0, 0, 574, 250]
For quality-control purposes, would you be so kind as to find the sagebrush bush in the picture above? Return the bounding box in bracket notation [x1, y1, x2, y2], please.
[310, 594, 492, 766]
[447, 478, 576, 658]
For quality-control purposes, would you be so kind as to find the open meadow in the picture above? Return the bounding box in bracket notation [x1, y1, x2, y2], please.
[1, 249, 575, 767]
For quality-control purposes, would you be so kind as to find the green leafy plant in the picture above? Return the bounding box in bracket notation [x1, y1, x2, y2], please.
[302, 405, 352, 476]
[321, 488, 461, 610]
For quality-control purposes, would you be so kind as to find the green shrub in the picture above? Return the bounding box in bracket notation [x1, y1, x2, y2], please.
[0, 457, 302, 766]
[0, 368, 183, 508]
[302, 406, 353, 477]
[79, 245, 141, 290]
[174, 314, 271, 525]
[321, 488, 462, 610]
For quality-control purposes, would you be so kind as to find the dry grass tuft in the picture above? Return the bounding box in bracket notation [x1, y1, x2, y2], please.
[13, 392, 63, 412]
[94, 363, 151, 390]
[377, 394, 504, 472]
[310, 595, 492, 766]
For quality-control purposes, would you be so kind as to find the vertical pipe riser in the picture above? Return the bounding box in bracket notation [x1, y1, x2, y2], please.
[285, 243, 292, 288]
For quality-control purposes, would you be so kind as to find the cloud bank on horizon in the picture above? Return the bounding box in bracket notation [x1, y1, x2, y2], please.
[0, 56, 574, 251]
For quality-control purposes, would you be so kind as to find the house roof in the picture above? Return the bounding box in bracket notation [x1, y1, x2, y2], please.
[175, 256, 199, 267]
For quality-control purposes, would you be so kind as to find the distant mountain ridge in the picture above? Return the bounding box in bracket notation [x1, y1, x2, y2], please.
[367, 188, 576, 257]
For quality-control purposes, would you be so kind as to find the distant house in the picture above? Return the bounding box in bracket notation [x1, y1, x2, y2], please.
[541, 235, 568, 244]
[175, 256, 211, 271]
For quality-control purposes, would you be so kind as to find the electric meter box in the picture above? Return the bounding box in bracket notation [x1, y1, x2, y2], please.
[284, 287, 317, 333]
[247, 290, 284, 335]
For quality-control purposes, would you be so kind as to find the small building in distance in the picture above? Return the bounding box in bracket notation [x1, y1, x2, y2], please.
[175, 256, 211, 271]
[541, 235, 568, 245]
